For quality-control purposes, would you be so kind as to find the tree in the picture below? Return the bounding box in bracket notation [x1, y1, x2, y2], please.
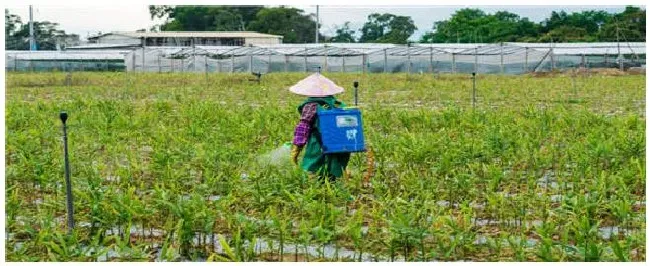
[149, 5, 264, 31]
[5, 10, 78, 50]
[540, 10, 611, 36]
[538, 26, 594, 42]
[6, 9, 23, 49]
[149, 6, 322, 43]
[149, 5, 174, 20]
[5, 9, 22, 36]
[248, 7, 321, 43]
[598, 6, 645, 42]
[420, 8, 540, 43]
[330, 22, 356, 43]
[359, 13, 416, 44]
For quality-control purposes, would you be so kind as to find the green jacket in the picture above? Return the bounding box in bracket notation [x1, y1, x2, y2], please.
[298, 96, 351, 179]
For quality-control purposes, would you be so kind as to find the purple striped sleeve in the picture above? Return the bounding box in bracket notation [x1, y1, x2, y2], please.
[292, 103, 318, 146]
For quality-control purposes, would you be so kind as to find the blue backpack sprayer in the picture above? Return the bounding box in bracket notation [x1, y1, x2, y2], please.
[317, 81, 374, 185]
[317, 81, 367, 154]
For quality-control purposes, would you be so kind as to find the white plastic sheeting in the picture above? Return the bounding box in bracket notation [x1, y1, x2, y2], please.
[6, 42, 646, 73]
[509, 42, 646, 55]
[6, 50, 130, 72]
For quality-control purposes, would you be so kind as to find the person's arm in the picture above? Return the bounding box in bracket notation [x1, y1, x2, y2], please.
[291, 103, 318, 164]
[292, 103, 318, 146]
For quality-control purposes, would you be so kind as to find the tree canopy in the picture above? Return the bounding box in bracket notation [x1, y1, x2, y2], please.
[149, 6, 263, 31]
[421, 6, 645, 43]
[5, 9, 79, 50]
[247, 7, 323, 43]
[149, 5, 323, 43]
[330, 22, 356, 43]
[359, 13, 417, 44]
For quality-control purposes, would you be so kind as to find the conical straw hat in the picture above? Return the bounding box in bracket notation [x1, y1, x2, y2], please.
[289, 73, 345, 97]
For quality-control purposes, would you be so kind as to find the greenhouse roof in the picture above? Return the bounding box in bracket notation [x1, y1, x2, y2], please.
[507, 42, 646, 55]
[6, 42, 645, 62]
[66, 43, 140, 50]
[90, 31, 283, 39]
[7, 51, 126, 61]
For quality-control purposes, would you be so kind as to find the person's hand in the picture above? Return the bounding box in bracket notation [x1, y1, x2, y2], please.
[290, 145, 303, 166]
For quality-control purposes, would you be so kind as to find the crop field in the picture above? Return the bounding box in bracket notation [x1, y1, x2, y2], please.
[4, 72, 646, 261]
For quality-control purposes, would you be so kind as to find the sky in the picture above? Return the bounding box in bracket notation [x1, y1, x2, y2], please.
[6, 5, 632, 42]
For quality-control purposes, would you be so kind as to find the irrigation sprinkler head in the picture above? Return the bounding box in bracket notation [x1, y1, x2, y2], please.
[60, 112, 68, 124]
[353, 81, 359, 88]
[472, 72, 476, 77]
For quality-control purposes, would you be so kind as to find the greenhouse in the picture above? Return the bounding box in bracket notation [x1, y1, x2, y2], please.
[6, 42, 645, 74]
[6, 50, 130, 72]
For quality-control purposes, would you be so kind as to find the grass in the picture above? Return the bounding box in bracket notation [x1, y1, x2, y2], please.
[4, 71, 646, 261]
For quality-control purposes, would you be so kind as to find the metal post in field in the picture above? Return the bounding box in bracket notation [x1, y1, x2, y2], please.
[550, 42, 555, 71]
[249, 53, 253, 73]
[131, 51, 136, 72]
[342, 56, 346, 72]
[407, 44, 411, 74]
[474, 48, 478, 74]
[60, 112, 74, 234]
[205, 55, 208, 74]
[324, 48, 328, 72]
[353, 81, 359, 106]
[204, 55, 209, 89]
[524, 47, 529, 73]
[471, 72, 477, 109]
[451, 53, 456, 74]
[268, 53, 272, 74]
[192, 39, 196, 72]
[619, 55, 624, 71]
[284, 55, 289, 72]
[500, 43, 504, 74]
[158, 54, 161, 73]
[616, 25, 623, 71]
[429, 47, 433, 73]
[384, 48, 388, 73]
[362, 54, 368, 74]
[304, 48, 308, 72]
[230, 54, 234, 73]
[142, 47, 145, 72]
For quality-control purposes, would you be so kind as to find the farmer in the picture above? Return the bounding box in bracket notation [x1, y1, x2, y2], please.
[289, 73, 351, 182]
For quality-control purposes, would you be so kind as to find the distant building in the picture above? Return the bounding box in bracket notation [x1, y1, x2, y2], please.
[56, 34, 82, 50]
[87, 31, 283, 47]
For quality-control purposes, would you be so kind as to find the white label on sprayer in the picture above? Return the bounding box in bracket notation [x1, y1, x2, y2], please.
[346, 129, 358, 141]
[336, 115, 358, 127]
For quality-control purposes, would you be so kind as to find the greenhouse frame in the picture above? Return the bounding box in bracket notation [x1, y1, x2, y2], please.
[6, 42, 646, 74]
